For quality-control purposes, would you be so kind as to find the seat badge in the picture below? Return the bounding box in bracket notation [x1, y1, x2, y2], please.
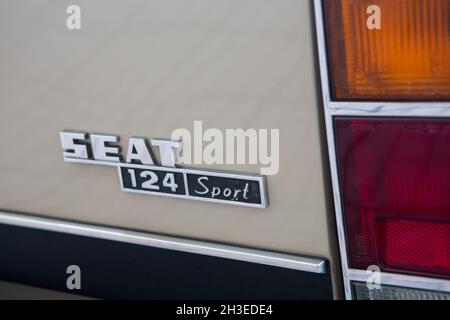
[59, 130, 268, 208]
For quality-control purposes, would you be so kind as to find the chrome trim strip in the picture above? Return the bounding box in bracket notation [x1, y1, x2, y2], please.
[313, 0, 450, 299]
[0, 211, 326, 274]
[328, 102, 450, 112]
[314, 0, 353, 298]
[329, 108, 450, 118]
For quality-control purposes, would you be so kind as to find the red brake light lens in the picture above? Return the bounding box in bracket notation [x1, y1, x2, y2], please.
[334, 117, 450, 278]
[375, 219, 450, 276]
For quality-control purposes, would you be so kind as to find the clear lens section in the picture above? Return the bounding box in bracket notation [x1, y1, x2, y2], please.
[352, 282, 450, 300]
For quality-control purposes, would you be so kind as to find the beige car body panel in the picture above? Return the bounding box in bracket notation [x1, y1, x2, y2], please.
[0, 0, 341, 297]
[0, 281, 92, 300]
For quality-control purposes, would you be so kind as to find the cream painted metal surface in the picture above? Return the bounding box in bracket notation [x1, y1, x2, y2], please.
[0, 281, 93, 300]
[0, 0, 340, 296]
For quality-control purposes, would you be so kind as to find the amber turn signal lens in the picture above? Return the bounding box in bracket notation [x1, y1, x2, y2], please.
[323, 0, 450, 101]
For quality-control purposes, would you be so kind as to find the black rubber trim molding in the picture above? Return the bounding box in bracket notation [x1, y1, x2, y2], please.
[0, 223, 333, 299]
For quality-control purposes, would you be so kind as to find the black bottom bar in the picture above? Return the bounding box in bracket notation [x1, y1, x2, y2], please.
[0, 223, 332, 300]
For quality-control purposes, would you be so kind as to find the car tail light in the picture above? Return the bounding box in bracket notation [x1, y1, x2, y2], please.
[352, 282, 450, 300]
[334, 117, 450, 279]
[316, 0, 450, 298]
[323, 0, 450, 101]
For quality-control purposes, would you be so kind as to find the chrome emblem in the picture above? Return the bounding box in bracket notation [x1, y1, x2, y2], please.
[60, 130, 268, 208]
